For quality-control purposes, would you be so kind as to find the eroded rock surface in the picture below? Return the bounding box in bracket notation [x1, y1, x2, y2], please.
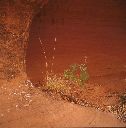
[0, 0, 47, 84]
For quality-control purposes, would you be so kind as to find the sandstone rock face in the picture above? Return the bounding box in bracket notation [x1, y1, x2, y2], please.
[0, 0, 47, 84]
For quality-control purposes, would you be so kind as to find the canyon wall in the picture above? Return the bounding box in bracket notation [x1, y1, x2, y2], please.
[0, 0, 47, 84]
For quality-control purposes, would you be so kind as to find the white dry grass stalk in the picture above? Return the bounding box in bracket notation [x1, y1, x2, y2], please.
[39, 37, 48, 74]
[51, 37, 56, 73]
[39, 37, 56, 73]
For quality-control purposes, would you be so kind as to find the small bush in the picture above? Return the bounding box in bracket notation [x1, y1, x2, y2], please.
[64, 64, 89, 86]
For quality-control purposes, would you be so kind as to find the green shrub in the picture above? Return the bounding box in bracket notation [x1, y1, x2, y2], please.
[64, 64, 89, 86]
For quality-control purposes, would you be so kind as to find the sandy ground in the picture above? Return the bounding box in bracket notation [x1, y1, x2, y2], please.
[0, 82, 125, 128]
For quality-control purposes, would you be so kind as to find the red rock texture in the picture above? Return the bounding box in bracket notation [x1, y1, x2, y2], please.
[0, 0, 48, 83]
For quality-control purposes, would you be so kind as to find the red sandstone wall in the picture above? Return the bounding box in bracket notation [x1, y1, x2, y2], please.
[0, 0, 47, 83]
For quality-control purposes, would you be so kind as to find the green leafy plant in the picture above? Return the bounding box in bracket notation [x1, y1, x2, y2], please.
[64, 64, 89, 86]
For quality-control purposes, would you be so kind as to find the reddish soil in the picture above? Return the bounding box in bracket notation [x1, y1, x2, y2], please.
[0, 82, 125, 127]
